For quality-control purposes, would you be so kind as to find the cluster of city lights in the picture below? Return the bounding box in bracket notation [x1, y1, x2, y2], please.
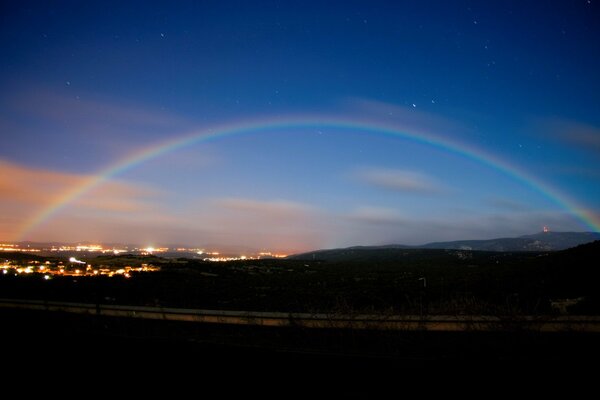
[48, 244, 128, 254]
[1, 244, 40, 252]
[1, 260, 159, 279]
[0, 242, 289, 262]
[201, 252, 288, 262]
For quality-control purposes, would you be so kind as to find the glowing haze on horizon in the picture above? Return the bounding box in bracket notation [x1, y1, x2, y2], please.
[0, 1, 599, 253]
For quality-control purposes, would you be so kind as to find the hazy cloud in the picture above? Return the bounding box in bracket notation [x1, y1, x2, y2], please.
[540, 118, 600, 154]
[10, 86, 188, 131]
[0, 160, 75, 204]
[0, 159, 164, 240]
[550, 165, 600, 180]
[485, 197, 532, 212]
[346, 206, 407, 225]
[25, 213, 195, 247]
[0, 85, 192, 160]
[214, 197, 315, 217]
[343, 97, 469, 138]
[0, 159, 160, 211]
[181, 197, 327, 252]
[355, 167, 441, 194]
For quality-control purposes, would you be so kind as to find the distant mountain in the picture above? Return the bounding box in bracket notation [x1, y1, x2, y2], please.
[287, 247, 421, 262]
[420, 231, 600, 252]
[289, 231, 600, 260]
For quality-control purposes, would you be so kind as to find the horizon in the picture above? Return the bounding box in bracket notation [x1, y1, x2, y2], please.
[1, 2, 599, 252]
[3, 229, 598, 255]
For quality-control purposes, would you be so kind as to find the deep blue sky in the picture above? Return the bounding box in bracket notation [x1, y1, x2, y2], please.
[1, 1, 599, 251]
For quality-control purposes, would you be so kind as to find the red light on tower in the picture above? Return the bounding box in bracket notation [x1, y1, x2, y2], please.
[543, 226, 549, 233]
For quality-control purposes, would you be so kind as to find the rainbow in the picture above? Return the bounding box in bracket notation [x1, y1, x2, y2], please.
[16, 115, 600, 240]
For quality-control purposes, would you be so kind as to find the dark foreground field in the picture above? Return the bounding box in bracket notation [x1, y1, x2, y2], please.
[3, 305, 599, 392]
[3, 307, 598, 372]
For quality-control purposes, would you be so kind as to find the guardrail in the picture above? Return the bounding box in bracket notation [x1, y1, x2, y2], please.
[2, 298, 600, 332]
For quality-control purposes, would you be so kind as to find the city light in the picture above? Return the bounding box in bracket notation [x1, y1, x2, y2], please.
[0, 242, 291, 260]
[0, 241, 293, 277]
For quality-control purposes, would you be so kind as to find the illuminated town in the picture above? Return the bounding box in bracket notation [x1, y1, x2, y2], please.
[0, 242, 288, 279]
[1, 258, 160, 279]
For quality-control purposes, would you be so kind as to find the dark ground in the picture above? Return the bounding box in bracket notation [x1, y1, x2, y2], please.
[3, 244, 600, 390]
[2, 307, 599, 391]
[3, 242, 600, 315]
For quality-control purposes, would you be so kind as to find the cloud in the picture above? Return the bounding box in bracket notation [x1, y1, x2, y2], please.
[551, 165, 600, 179]
[78, 184, 162, 213]
[0, 163, 324, 252]
[342, 97, 471, 138]
[0, 159, 160, 211]
[0, 85, 192, 160]
[485, 197, 532, 212]
[345, 206, 407, 225]
[9, 86, 188, 131]
[214, 197, 314, 217]
[0, 160, 75, 205]
[354, 167, 441, 194]
[181, 197, 326, 252]
[207, 197, 320, 234]
[539, 118, 600, 154]
[0, 159, 164, 240]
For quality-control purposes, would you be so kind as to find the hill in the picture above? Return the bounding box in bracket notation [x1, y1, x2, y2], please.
[421, 231, 600, 251]
[289, 231, 600, 260]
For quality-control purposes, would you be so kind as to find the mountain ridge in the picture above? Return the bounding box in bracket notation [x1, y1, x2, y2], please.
[288, 231, 600, 260]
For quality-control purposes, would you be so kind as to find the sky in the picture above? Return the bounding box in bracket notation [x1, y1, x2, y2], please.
[1, 1, 599, 253]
